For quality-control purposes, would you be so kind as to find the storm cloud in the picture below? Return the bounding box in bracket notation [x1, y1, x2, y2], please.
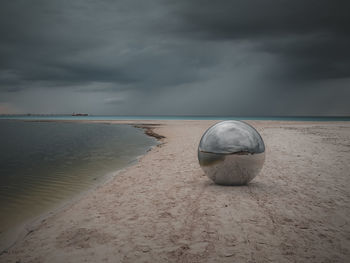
[0, 0, 349, 115]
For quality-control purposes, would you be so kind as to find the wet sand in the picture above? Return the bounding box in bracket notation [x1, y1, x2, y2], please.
[1, 120, 350, 262]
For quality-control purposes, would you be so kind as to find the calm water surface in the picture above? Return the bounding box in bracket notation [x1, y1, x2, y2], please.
[1, 115, 350, 121]
[0, 121, 156, 243]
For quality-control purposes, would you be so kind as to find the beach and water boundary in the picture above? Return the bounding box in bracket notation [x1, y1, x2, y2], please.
[0, 118, 350, 262]
[1, 115, 350, 122]
[0, 121, 159, 253]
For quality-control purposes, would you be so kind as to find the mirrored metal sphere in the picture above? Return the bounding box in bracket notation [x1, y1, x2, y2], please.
[198, 120, 265, 185]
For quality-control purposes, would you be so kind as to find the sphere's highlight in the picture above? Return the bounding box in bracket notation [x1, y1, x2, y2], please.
[198, 120, 265, 185]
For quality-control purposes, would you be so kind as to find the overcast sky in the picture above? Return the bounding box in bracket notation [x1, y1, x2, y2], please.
[0, 0, 349, 115]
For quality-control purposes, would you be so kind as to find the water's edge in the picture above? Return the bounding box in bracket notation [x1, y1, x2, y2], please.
[0, 122, 164, 254]
[1, 115, 350, 121]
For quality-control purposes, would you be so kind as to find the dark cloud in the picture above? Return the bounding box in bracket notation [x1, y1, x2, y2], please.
[0, 0, 349, 115]
[174, 0, 350, 80]
[0, 0, 211, 93]
[175, 1, 350, 38]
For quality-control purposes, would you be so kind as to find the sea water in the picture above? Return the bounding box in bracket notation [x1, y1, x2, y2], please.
[0, 120, 156, 247]
[1, 115, 349, 121]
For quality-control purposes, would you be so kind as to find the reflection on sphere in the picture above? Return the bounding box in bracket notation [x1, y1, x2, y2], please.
[198, 120, 265, 185]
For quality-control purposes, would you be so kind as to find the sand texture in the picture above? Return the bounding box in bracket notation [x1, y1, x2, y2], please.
[1, 120, 350, 263]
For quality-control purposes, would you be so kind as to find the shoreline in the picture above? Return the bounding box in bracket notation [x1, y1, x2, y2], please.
[0, 122, 165, 254]
[1, 120, 350, 262]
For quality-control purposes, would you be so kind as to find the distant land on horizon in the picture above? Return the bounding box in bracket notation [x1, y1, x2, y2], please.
[1, 114, 349, 118]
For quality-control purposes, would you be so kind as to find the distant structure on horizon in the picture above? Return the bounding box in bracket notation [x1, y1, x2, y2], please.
[72, 112, 88, 116]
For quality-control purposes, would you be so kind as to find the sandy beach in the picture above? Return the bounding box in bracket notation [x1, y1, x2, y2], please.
[1, 120, 350, 263]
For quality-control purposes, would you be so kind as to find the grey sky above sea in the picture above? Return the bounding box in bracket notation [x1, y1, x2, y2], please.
[0, 0, 349, 115]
